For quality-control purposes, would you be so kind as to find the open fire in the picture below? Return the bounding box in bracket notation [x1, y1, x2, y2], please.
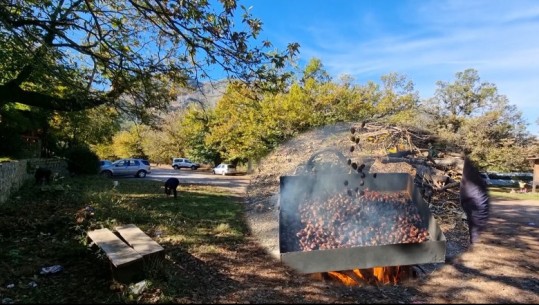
[294, 187, 421, 286]
[278, 173, 446, 278]
[316, 266, 414, 286]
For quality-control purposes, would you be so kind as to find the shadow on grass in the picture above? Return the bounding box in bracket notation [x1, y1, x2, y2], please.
[0, 176, 251, 303]
[3, 176, 364, 303]
[6, 175, 507, 303]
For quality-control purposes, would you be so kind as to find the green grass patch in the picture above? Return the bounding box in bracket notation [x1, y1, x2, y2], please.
[488, 186, 539, 200]
[0, 176, 248, 303]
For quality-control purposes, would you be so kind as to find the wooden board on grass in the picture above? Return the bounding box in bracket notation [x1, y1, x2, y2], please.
[115, 224, 164, 258]
[87, 228, 143, 268]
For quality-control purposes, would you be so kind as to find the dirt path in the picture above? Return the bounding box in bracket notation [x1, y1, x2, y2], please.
[415, 198, 539, 303]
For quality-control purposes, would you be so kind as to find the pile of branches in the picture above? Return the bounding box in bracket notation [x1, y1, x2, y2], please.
[286, 121, 468, 240]
[300, 122, 466, 205]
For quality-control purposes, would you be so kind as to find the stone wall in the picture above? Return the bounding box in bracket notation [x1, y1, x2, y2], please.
[0, 158, 69, 204]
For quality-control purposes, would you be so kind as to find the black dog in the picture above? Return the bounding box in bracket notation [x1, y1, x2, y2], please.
[164, 177, 180, 198]
[35, 167, 52, 185]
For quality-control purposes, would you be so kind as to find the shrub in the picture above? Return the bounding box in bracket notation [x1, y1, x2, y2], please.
[64, 146, 100, 175]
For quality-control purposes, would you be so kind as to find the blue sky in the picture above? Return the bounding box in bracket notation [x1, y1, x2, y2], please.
[241, 0, 539, 137]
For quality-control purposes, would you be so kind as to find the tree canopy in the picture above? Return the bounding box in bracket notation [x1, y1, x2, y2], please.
[423, 68, 535, 171]
[0, 0, 299, 114]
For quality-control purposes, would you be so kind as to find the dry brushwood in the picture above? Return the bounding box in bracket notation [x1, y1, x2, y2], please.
[343, 122, 465, 197]
[288, 122, 465, 202]
[248, 121, 468, 240]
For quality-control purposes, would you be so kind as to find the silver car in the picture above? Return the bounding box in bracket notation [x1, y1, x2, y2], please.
[99, 160, 112, 171]
[99, 158, 151, 178]
[172, 158, 200, 170]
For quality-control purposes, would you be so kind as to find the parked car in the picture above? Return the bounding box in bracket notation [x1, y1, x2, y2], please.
[480, 172, 533, 188]
[99, 158, 151, 178]
[99, 160, 112, 172]
[171, 158, 200, 170]
[479, 173, 491, 185]
[212, 163, 237, 176]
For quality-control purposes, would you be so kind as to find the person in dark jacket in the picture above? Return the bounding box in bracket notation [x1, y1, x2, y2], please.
[460, 156, 490, 244]
[164, 177, 180, 199]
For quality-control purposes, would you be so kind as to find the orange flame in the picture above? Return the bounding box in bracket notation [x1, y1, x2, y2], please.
[324, 266, 412, 286]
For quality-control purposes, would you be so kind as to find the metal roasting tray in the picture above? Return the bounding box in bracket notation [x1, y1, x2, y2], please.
[279, 173, 446, 273]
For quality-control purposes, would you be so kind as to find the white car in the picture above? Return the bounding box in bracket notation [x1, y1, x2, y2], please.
[212, 163, 237, 176]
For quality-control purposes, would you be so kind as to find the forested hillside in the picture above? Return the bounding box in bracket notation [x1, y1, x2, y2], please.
[0, 0, 536, 171]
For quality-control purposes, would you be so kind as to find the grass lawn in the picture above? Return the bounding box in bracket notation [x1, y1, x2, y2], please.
[1, 176, 536, 303]
[488, 186, 539, 200]
[0, 176, 248, 303]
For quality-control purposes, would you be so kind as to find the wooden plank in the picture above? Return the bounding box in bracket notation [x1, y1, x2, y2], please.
[115, 224, 164, 257]
[87, 228, 143, 268]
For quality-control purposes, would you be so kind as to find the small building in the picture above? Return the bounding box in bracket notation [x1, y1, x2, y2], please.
[527, 156, 539, 193]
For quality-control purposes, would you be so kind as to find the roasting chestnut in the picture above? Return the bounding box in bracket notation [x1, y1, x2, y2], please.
[293, 189, 430, 251]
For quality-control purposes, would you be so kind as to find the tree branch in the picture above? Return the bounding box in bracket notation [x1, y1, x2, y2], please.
[0, 83, 121, 111]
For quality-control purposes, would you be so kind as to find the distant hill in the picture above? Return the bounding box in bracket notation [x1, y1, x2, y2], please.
[169, 79, 228, 111]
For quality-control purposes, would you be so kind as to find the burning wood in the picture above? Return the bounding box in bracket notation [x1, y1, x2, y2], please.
[253, 123, 451, 286]
[325, 266, 414, 286]
[278, 174, 446, 285]
[290, 182, 429, 286]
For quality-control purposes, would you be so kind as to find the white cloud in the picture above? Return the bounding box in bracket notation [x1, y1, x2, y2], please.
[249, 0, 539, 135]
[292, 1, 539, 135]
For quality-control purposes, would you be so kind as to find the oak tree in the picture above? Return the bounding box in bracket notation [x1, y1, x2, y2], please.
[0, 0, 299, 115]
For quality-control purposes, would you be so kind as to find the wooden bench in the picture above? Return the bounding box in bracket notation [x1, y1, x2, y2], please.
[88, 225, 165, 282]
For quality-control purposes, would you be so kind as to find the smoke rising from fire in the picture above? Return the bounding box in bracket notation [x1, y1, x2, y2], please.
[246, 122, 446, 267]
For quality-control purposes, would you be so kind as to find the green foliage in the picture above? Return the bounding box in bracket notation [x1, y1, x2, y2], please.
[478, 140, 532, 172]
[49, 106, 121, 147]
[111, 124, 149, 159]
[140, 128, 174, 165]
[149, 112, 188, 161]
[261, 84, 315, 140]
[181, 105, 220, 164]
[88, 62, 534, 172]
[64, 145, 100, 175]
[201, 65, 423, 165]
[423, 68, 534, 171]
[337, 80, 378, 122]
[301, 58, 331, 84]
[138, 109, 209, 165]
[207, 82, 267, 163]
[0, 103, 50, 158]
[0, 0, 299, 116]
[91, 143, 117, 160]
[1, 96, 120, 160]
[374, 73, 419, 123]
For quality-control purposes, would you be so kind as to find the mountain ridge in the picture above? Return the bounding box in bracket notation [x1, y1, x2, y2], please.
[169, 79, 229, 111]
